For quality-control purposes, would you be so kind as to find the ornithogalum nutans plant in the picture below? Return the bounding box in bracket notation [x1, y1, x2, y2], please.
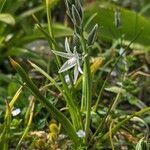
[7, 0, 150, 149]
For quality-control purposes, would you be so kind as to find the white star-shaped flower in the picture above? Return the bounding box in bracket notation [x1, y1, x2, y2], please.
[11, 108, 21, 116]
[76, 130, 85, 138]
[52, 38, 83, 84]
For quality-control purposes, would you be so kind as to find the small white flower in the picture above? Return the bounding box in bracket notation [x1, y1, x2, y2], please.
[119, 47, 124, 55]
[76, 130, 85, 138]
[11, 108, 21, 116]
[52, 38, 83, 84]
[65, 74, 70, 85]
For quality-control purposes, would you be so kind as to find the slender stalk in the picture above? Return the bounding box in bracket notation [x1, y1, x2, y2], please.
[16, 97, 35, 149]
[0, 86, 23, 149]
[109, 121, 115, 150]
[3, 102, 11, 150]
[90, 95, 119, 142]
[101, 106, 150, 141]
[80, 34, 92, 142]
[0, 0, 6, 12]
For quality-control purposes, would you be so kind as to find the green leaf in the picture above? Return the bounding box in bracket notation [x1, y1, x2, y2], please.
[19, 23, 73, 46]
[0, 13, 15, 25]
[84, 2, 150, 47]
[105, 86, 126, 94]
[28, 61, 63, 94]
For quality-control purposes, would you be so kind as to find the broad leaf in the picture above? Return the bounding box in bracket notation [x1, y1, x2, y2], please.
[84, 2, 150, 47]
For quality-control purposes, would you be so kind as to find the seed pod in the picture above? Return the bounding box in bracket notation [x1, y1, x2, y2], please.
[87, 24, 98, 46]
[72, 4, 82, 27]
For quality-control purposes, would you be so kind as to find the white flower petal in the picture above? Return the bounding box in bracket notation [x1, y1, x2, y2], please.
[68, 57, 77, 65]
[77, 58, 83, 74]
[65, 38, 72, 54]
[76, 130, 85, 138]
[52, 50, 72, 59]
[73, 46, 77, 55]
[73, 65, 79, 84]
[58, 58, 76, 73]
[11, 108, 21, 116]
[65, 74, 70, 84]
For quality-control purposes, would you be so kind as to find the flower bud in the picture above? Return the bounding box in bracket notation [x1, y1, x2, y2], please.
[72, 4, 82, 27]
[87, 24, 98, 46]
[75, 0, 83, 19]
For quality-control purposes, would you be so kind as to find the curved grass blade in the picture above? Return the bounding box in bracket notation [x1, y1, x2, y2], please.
[9, 58, 79, 144]
[0, 13, 15, 25]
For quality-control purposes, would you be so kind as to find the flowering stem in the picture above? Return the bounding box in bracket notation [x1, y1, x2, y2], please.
[46, 0, 82, 130]
[81, 34, 92, 143]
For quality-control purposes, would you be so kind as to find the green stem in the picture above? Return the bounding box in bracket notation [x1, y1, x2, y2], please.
[46, 0, 82, 130]
[90, 94, 119, 142]
[81, 34, 92, 142]
[16, 97, 35, 150]
[109, 121, 115, 150]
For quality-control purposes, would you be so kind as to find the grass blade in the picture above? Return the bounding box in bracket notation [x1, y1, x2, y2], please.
[9, 58, 79, 144]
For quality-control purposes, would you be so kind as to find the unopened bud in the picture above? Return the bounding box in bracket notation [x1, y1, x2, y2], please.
[75, 0, 83, 19]
[87, 24, 98, 46]
[72, 5, 82, 27]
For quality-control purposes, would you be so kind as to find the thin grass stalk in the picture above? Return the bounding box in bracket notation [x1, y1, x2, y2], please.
[101, 106, 150, 141]
[80, 34, 92, 142]
[16, 97, 35, 149]
[109, 121, 115, 150]
[0, 86, 23, 149]
[5, 85, 23, 117]
[28, 61, 63, 94]
[90, 95, 119, 142]
[24, 96, 33, 125]
[4, 102, 11, 150]
[93, 29, 143, 112]
[0, 0, 6, 12]
[45, 0, 82, 130]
